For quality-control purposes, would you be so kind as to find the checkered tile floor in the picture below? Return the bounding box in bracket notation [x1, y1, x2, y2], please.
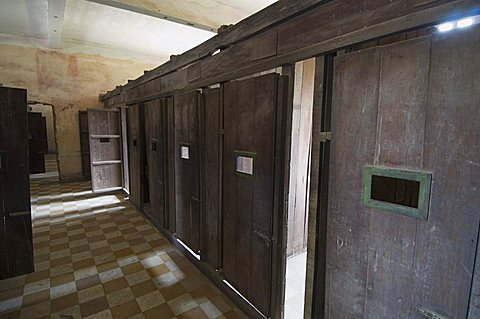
[0, 180, 247, 319]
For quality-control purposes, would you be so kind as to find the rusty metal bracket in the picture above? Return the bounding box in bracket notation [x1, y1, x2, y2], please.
[319, 132, 331, 142]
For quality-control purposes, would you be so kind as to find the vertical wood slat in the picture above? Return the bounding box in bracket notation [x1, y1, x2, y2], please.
[203, 88, 222, 270]
[287, 58, 316, 257]
[128, 104, 142, 208]
[174, 91, 201, 253]
[304, 55, 325, 319]
[326, 47, 380, 319]
[166, 97, 176, 233]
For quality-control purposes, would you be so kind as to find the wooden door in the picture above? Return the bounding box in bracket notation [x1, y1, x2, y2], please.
[88, 109, 123, 193]
[128, 104, 143, 208]
[223, 73, 286, 318]
[79, 110, 91, 178]
[28, 112, 46, 174]
[325, 28, 480, 318]
[0, 87, 34, 279]
[145, 99, 168, 228]
[174, 91, 201, 253]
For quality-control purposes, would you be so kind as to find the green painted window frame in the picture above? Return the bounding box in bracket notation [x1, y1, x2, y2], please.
[362, 165, 432, 220]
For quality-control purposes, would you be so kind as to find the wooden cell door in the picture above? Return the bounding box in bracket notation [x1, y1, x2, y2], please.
[325, 28, 480, 318]
[28, 112, 47, 174]
[78, 110, 91, 178]
[223, 73, 287, 318]
[144, 99, 168, 228]
[0, 87, 34, 279]
[88, 109, 123, 193]
[174, 91, 201, 253]
[128, 104, 143, 209]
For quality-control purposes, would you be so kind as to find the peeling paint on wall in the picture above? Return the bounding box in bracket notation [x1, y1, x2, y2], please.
[0, 44, 155, 180]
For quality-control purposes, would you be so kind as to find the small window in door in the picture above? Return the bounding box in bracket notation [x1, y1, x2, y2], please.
[363, 165, 432, 220]
[180, 144, 190, 160]
[235, 151, 255, 176]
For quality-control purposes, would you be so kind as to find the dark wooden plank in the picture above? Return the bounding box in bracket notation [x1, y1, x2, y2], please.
[305, 55, 325, 319]
[203, 88, 221, 270]
[0, 87, 33, 279]
[249, 74, 277, 316]
[166, 97, 176, 233]
[128, 104, 142, 207]
[145, 99, 167, 227]
[79, 110, 91, 178]
[365, 36, 430, 319]
[326, 47, 380, 318]
[222, 80, 238, 289]
[414, 26, 480, 319]
[120, 106, 129, 192]
[174, 91, 201, 253]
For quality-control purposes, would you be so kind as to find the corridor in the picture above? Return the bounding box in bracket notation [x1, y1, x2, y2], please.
[0, 179, 246, 319]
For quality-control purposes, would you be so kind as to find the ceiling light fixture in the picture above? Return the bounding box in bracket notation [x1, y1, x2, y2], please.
[457, 18, 474, 28]
[436, 15, 477, 32]
[436, 22, 455, 32]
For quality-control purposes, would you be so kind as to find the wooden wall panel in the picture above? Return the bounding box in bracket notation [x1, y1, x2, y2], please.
[327, 26, 480, 319]
[416, 27, 480, 319]
[174, 91, 201, 253]
[166, 97, 176, 233]
[203, 88, 222, 270]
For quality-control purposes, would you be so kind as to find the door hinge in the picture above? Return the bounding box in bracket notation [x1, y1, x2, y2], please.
[319, 132, 331, 142]
[419, 308, 449, 319]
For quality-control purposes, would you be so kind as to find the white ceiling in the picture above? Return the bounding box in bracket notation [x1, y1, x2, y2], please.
[0, 0, 277, 64]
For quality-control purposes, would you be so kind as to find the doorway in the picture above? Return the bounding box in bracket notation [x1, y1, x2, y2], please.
[284, 58, 316, 319]
[28, 103, 59, 182]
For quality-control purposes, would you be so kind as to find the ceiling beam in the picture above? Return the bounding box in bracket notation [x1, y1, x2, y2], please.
[84, 0, 218, 33]
[47, 0, 66, 49]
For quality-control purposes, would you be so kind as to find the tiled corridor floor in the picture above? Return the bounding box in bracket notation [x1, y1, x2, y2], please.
[0, 179, 246, 319]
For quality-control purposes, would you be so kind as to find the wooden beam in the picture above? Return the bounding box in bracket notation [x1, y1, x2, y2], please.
[84, 0, 217, 32]
[47, 0, 66, 49]
[100, 0, 326, 100]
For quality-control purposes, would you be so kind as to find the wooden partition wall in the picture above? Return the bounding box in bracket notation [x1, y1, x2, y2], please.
[100, 2, 480, 318]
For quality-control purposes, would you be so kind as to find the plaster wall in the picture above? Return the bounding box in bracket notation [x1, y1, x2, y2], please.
[0, 44, 155, 180]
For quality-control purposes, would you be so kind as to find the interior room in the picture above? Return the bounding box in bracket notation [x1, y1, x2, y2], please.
[0, 1, 479, 319]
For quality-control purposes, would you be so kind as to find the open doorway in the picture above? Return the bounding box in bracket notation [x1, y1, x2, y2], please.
[28, 102, 59, 182]
[284, 58, 316, 319]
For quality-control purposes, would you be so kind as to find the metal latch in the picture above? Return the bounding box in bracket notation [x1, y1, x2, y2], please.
[319, 132, 331, 142]
[9, 211, 30, 217]
[419, 308, 449, 319]
[254, 230, 273, 247]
